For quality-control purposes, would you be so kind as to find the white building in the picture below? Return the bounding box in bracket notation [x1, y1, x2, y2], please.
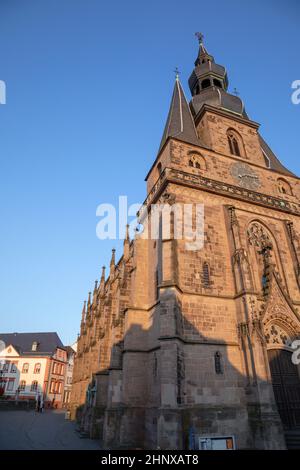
[0, 332, 67, 408]
[62, 343, 77, 407]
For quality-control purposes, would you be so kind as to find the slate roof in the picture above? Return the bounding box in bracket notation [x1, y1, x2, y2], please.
[0, 332, 65, 356]
[158, 78, 205, 154]
[259, 135, 296, 177]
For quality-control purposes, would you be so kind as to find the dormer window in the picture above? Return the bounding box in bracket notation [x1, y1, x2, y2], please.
[31, 341, 38, 352]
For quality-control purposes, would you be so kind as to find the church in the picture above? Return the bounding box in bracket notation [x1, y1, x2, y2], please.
[69, 35, 300, 450]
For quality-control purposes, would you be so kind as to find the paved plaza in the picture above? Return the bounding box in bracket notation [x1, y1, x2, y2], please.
[0, 409, 101, 450]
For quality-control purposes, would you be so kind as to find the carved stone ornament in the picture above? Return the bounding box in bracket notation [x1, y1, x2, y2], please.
[247, 222, 273, 251]
[264, 322, 293, 347]
[161, 192, 176, 205]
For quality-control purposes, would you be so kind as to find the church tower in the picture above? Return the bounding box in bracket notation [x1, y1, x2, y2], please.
[70, 35, 300, 449]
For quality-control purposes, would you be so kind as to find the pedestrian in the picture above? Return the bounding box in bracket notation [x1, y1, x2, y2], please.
[40, 395, 44, 413]
[36, 394, 41, 412]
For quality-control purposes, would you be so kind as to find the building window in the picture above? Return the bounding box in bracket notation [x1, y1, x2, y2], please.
[157, 162, 162, 175]
[3, 362, 10, 372]
[19, 380, 26, 391]
[7, 379, 15, 391]
[0, 378, 7, 390]
[214, 352, 223, 374]
[31, 381, 38, 392]
[31, 341, 39, 351]
[22, 363, 29, 373]
[202, 262, 211, 288]
[213, 78, 222, 88]
[227, 129, 244, 157]
[188, 154, 205, 170]
[57, 382, 62, 394]
[10, 362, 18, 373]
[34, 363, 41, 374]
[50, 380, 56, 393]
[201, 78, 211, 89]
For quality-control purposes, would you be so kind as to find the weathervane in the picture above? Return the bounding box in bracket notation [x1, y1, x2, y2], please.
[174, 67, 180, 80]
[233, 87, 240, 96]
[195, 32, 204, 44]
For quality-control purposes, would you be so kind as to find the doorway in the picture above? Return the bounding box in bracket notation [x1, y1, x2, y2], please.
[268, 349, 300, 432]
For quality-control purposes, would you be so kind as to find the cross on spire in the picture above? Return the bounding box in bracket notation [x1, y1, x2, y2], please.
[174, 67, 180, 80]
[195, 32, 204, 44]
[233, 87, 240, 96]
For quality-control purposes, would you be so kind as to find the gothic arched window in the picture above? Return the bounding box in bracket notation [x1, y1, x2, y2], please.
[187, 153, 206, 171]
[227, 129, 244, 157]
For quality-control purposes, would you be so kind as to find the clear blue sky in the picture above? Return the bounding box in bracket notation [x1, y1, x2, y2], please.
[0, 0, 299, 345]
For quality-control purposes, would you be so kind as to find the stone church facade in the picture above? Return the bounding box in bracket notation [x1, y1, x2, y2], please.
[69, 37, 300, 449]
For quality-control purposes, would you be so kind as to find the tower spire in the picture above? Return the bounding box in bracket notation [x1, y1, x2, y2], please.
[86, 291, 91, 318]
[93, 280, 98, 306]
[81, 300, 86, 324]
[110, 248, 116, 276]
[100, 266, 106, 293]
[194, 32, 213, 66]
[124, 224, 130, 260]
[158, 74, 200, 154]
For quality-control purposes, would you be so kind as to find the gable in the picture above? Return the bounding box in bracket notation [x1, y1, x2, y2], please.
[261, 273, 300, 341]
[0, 344, 20, 357]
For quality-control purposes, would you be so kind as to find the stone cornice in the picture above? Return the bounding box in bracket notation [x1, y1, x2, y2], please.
[194, 103, 260, 129]
[143, 167, 300, 217]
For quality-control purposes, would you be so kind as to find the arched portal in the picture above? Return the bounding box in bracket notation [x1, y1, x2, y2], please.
[268, 348, 300, 431]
